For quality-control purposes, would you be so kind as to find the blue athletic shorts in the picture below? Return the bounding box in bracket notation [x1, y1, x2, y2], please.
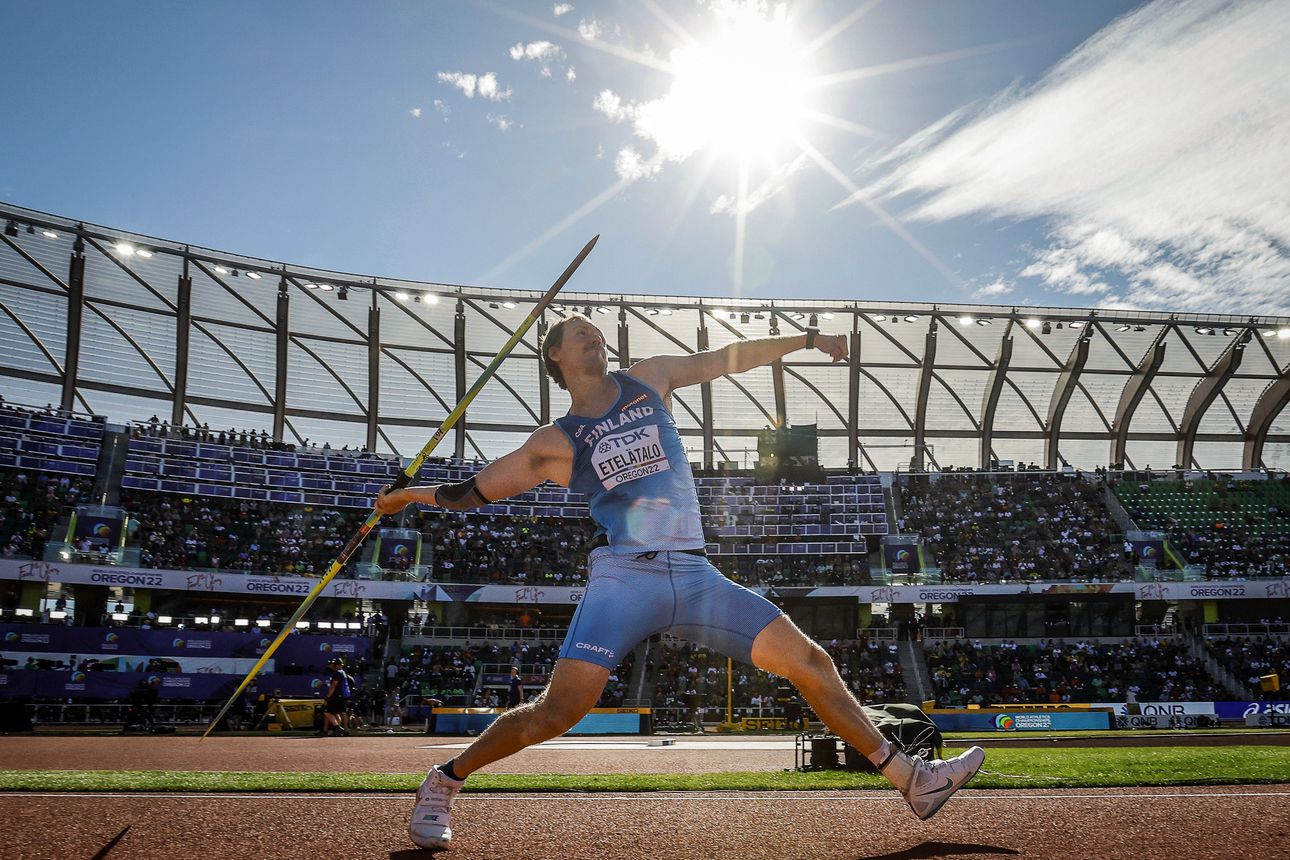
[557, 547, 784, 669]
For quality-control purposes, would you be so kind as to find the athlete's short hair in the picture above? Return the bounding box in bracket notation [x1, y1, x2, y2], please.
[542, 312, 593, 390]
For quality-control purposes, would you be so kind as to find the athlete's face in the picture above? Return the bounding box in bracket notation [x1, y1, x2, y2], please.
[555, 319, 609, 377]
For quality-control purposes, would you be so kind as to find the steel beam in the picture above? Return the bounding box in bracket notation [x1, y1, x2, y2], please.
[367, 294, 380, 452]
[912, 318, 938, 471]
[698, 322, 714, 469]
[979, 331, 1013, 469]
[1176, 330, 1250, 469]
[172, 258, 192, 427]
[848, 328, 860, 469]
[1244, 374, 1290, 469]
[1044, 325, 1093, 470]
[617, 306, 631, 369]
[272, 284, 289, 441]
[1110, 331, 1167, 469]
[454, 298, 467, 460]
[61, 234, 86, 412]
[537, 316, 550, 425]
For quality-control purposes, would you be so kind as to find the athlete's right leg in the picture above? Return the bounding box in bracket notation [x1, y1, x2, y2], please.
[409, 658, 608, 849]
[453, 657, 609, 777]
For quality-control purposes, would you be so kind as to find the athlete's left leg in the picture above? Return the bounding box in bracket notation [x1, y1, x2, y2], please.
[749, 615, 886, 756]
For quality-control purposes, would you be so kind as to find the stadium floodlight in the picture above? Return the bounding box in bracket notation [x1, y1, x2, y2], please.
[295, 621, 311, 630]
[740, 313, 750, 324]
[873, 314, 887, 322]
[49, 610, 67, 620]
[808, 313, 818, 327]
[234, 618, 250, 627]
[1262, 330, 1278, 337]
[337, 285, 349, 301]
[348, 622, 362, 630]
[712, 307, 729, 317]
[135, 248, 153, 259]
[1278, 328, 1290, 339]
[958, 315, 974, 326]
[158, 616, 173, 625]
[302, 281, 319, 289]
[660, 308, 673, 315]
[317, 283, 334, 292]
[648, 308, 660, 315]
[502, 301, 517, 309]
[1026, 318, 1042, 329]
[209, 615, 221, 625]
[15, 608, 33, 617]
[111, 613, 128, 621]
[113, 241, 135, 255]
[821, 312, 835, 320]
[194, 616, 208, 624]
[1116, 324, 1132, 332]
[3, 220, 17, 237]
[395, 291, 410, 301]
[1222, 328, 1238, 336]
[903, 315, 920, 323]
[976, 318, 992, 326]
[1041, 322, 1052, 334]
[214, 265, 229, 274]
[245, 270, 262, 280]
[595, 306, 611, 314]
[1195, 327, 1214, 335]
[1069, 321, 1083, 330]
[256, 619, 270, 627]
[317, 621, 333, 629]
[425, 293, 439, 304]
[41, 229, 59, 240]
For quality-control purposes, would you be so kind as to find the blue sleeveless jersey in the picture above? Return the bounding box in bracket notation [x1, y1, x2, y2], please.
[554, 371, 705, 552]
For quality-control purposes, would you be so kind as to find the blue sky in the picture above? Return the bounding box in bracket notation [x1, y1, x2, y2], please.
[2, 0, 1285, 314]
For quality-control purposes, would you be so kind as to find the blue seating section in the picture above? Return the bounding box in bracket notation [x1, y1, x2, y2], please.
[0, 408, 103, 477]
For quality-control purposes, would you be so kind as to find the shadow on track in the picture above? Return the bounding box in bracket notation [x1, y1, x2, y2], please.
[856, 841, 1021, 860]
[89, 825, 131, 860]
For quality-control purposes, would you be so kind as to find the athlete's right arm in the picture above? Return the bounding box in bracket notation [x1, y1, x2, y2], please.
[375, 425, 571, 516]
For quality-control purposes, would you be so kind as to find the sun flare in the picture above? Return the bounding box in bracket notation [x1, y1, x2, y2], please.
[641, 5, 815, 163]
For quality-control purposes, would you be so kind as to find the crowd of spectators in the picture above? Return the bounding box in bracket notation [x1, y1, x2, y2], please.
[1207, 637, 1290, 700]
[713, 555, 871, 587]
[898, 473, 1133, 583]
[0, 469, 93, 560]
[1114, 475, 1290, 579]
[927, 638, 1226, 706]
[131, 416, 393, 460]
[121, 491, 368, 575]
[649, 637, 904, 723]
[423, 512, 593, 586]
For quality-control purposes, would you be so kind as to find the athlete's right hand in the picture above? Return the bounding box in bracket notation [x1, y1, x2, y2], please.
[375, 486, 409, 516]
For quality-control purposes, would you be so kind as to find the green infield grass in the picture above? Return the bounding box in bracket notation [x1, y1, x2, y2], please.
[1, 746, 1288, 792]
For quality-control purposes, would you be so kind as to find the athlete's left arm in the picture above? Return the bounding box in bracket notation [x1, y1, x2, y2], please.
[631, 330, 848, 394]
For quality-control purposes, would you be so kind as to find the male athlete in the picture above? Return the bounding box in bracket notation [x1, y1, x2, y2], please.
[376, 313, 984, 850]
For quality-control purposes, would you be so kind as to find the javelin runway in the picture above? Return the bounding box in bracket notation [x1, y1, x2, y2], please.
[3, 786, 1288, 859]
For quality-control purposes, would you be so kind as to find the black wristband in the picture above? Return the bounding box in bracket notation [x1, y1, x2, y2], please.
[804, 327, 818, 349]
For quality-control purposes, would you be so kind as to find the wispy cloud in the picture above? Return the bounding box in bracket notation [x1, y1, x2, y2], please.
[553, 3, 573, 16]
[972, 279, 1014, 299]
[409, 107, 422, 118]
[852, 0, 1290, 315]
[615, 146, 659, 181]
[437, 71, 513, 101]
[487, 114, 514, 132]
[510, 40, 572, 80]
[710, 153, 809, 216]
[577, 18, 602, 40]
[592, 89, 634, 122]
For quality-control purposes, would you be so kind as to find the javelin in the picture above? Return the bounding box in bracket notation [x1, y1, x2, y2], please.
[201, 234, 599, 739]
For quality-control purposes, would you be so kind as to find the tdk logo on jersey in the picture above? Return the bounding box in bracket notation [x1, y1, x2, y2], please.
[583, 405, 655, 446]
[598, 428, 649, 453]
[576, 643, 615, 658]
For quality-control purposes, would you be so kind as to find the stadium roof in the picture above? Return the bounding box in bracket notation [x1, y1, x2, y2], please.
[2, 202, 1288, 472]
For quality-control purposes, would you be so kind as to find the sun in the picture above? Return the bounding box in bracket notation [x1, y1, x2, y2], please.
[639, 4, 815, 163]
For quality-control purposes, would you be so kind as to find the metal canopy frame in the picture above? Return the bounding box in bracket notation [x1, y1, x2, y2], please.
[1, 201, 1288, 471]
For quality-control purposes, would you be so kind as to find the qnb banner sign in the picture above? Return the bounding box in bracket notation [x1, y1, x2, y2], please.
[1093, 701, 1217, 716]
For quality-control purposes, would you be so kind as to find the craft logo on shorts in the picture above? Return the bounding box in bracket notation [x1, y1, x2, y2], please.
[576, 642, 615, 659]
[591, 424, 669, 490]
[994, 714, 1015, 731]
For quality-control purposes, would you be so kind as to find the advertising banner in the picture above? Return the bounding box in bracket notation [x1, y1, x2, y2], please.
[881, 536, 924, 574]
[1214, 701, 1290, 719]
[375, 529, 421, 571]
[0, 670, 336, 700]
[1126, 530, 1167, 565]
[929, 710, 1112, 732]
[69, 505, 126, 552]
[1092, 701, 1216, 716]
